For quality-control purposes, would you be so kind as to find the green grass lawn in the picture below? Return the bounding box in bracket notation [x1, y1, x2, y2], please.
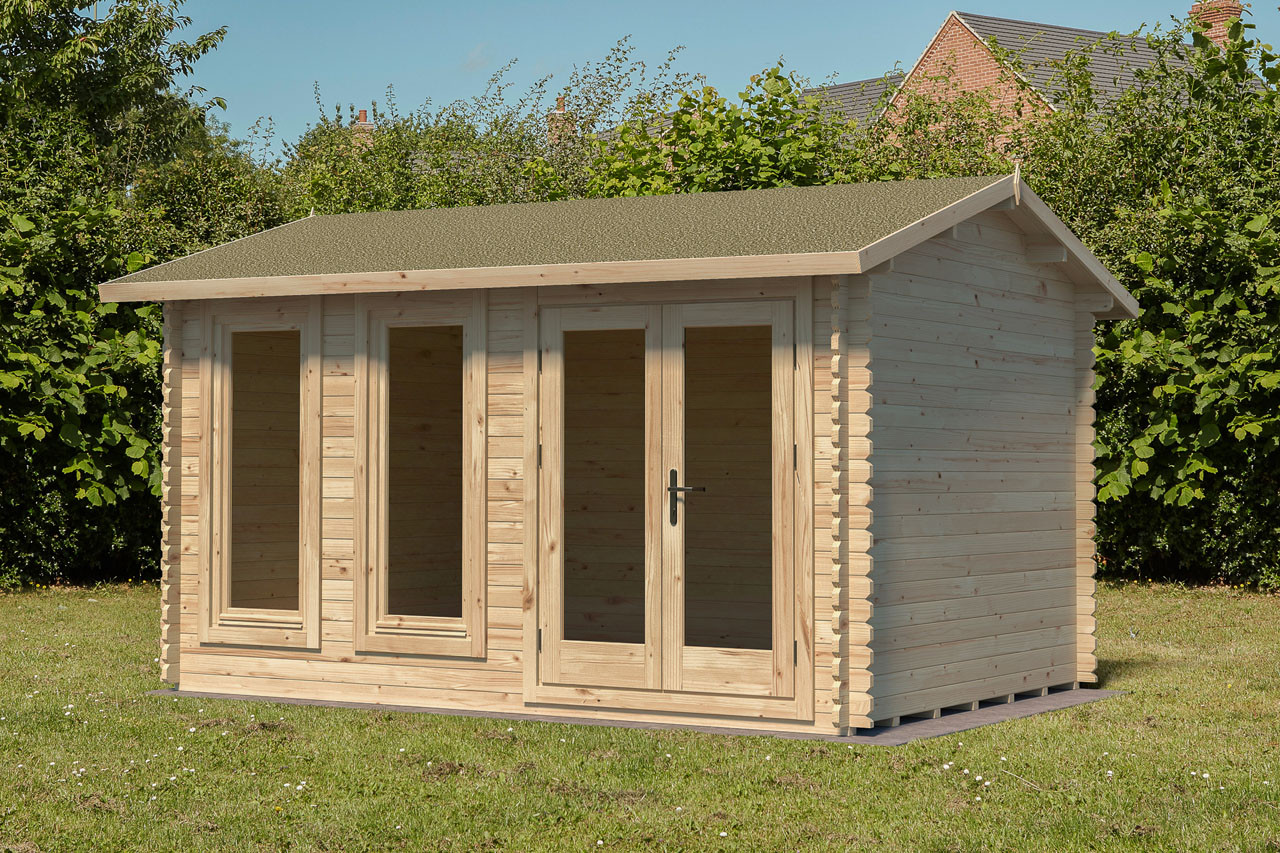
[0, 582, 1277, 851]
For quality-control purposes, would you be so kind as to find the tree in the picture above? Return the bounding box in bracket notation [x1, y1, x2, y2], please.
[124, 119, 289, 260]
[1015, 16, 1280, 587]
[283, 39, 702, 215]
[0, 0, 225, 587]
[574, 66, 856, 196]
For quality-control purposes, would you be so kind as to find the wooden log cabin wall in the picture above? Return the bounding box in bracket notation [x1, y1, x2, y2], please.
[104, 176, 1138, 736]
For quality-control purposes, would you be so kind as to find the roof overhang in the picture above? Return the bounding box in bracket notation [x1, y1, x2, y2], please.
[96, 175, 1138, 320]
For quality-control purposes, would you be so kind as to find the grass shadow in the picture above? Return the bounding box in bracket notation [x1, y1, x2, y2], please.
[1095, 655, 1163, 688]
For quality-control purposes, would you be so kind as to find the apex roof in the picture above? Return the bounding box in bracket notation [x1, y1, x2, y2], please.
[109, 176, 1004, 287]
[953, 11, 1163, 107]
[99, 174, 1137, 319]
[813, 9, 1167, 124]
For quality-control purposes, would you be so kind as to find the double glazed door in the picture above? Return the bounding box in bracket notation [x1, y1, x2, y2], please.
[538, 300, 799, 704]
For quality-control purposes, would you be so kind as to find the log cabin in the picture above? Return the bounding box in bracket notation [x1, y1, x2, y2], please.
[99, 174, 1139, 735]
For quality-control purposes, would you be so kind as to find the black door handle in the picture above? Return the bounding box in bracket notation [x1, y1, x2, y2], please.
[668, 469, 706, 525]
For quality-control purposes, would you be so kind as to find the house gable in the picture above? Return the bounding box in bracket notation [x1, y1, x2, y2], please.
[888, 12, 1053, 117]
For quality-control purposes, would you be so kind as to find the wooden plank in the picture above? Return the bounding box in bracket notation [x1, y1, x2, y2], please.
[865, 222, 1096, 714]
[892, 239, 1077, 299]
[874, 509, 1073, 538]
[872, 337, 1075, 379]
[873, 292, 1074, 343]
[872, 381, 1074, 416]
[872, 660, 1078, 721]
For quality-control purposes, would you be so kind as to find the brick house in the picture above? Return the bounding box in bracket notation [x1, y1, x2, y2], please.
[819, 1, 1245, 125]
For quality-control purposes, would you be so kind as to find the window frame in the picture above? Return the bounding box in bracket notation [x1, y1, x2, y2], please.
[198, 298, 323, 649]
[354, 292, 488, 658]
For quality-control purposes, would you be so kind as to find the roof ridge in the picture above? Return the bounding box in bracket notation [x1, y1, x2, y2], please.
[953, 10, 1115, 41]
[809, 72, 905, 92]
[305, 175, 1003, 224]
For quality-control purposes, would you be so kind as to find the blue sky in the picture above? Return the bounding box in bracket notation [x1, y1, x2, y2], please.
[179, 0, 1280, 149]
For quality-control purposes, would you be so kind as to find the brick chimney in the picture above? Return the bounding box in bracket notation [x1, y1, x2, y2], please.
[1190, 1, 1245, 46]
[547, 95, 575, 144]
[352, 108, 375, 149]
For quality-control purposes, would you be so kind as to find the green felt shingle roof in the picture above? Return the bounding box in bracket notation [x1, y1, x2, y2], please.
[114, 176, 1006, 284]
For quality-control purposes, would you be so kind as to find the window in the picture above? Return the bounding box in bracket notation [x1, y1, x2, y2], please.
[201, 299, 321, 648]
[355, 293, 486, 657]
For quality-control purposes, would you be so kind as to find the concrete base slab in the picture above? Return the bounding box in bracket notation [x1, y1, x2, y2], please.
[148, 685, 1121, 745]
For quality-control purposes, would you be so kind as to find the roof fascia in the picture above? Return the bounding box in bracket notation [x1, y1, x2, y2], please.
[856, 174, 1016, 270]
[855, 174, 1138, 320]
[1005, 182, 1139, 319]
[96, 249, 870, 303]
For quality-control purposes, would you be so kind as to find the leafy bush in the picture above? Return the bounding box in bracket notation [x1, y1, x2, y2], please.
[283, 39, 702, 215]
[1016, 18, 1280, 588]
[0, 0, 224, 587]
[4, 1, 1277, 593]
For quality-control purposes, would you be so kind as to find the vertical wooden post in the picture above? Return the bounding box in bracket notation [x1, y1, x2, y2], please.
[159, 302, 184, 684]
[845, 275, 876, 728]
[830, 275, 876, 732]
[1075, 308, 1100, 683]
[521, 288, 540, 702]
[829, 278, 849, 730]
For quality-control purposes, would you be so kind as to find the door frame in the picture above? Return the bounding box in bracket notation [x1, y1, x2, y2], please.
[536, 304, 663, 690]
[662, 301, 795, 700]
[527, 279, 815, 722]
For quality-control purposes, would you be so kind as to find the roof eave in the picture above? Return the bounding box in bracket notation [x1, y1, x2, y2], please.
[95, 250, 872, 304]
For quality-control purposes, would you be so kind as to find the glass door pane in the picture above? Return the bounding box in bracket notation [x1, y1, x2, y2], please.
[386, 325, 464, 619]
[683, 324, 774, 650]
[563, 328, 646, 644]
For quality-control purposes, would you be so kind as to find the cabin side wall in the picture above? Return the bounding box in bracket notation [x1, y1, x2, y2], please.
[866, 212, 1081, 722]
[171, 281, 838, 733]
